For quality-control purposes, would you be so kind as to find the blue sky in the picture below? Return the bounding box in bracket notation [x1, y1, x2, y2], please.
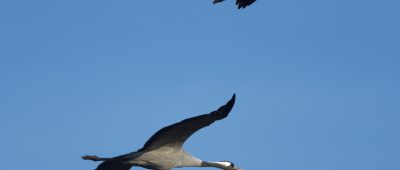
[1, 0, 399, 170]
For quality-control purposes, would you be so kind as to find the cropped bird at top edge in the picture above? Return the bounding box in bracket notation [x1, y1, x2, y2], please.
[82, 94, 240, 170]
[213, 0, 257, 9]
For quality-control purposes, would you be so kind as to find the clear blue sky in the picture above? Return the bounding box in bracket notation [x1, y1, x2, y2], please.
[1, 0, 399, 170]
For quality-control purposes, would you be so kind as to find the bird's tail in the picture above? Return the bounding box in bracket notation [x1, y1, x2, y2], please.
[213, 0, 225, 4]
[95, 160, 133, 170]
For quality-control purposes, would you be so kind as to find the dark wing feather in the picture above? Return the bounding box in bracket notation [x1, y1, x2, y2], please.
[236, 0, 256, 9]
[137, 94, 236, 152]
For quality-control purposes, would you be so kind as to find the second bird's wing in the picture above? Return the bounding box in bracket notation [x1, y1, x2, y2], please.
[236, 0, 256, 9]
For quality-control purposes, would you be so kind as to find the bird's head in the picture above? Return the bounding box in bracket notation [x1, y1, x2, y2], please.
[215, 161, 240, 170]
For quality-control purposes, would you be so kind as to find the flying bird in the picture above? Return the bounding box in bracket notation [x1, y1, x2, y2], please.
[83, 94, 240, 170]
[213, 0, 257, 9]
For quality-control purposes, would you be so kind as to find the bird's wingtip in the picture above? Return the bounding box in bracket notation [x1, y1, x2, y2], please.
[226, 93, 236, 110]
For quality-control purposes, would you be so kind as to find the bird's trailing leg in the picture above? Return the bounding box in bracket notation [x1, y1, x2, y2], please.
[82, 155, 113, 162]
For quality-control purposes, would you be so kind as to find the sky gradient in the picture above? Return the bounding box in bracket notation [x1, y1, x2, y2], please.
[1, 0, 399, 170]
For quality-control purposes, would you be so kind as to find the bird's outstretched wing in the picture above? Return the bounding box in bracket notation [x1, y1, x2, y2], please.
[236, 0, 256, 9]
[95, 159, 133, 170]
[137, 94, 236, 152]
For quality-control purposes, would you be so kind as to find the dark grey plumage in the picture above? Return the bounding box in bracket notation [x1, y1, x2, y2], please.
[96, 159, 132, 170]
[83, 94, 239, 170]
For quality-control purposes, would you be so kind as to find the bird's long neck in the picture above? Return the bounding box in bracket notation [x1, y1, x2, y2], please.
[201, 161, 235, 170]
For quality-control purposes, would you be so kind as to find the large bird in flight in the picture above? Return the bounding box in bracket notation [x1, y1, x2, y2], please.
[213, 0, 256, 9]
[83, 94, 240, 170]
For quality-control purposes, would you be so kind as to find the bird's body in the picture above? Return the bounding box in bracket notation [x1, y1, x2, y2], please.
[83, 94, 239, 170]
[132, 149, 202, 169]
[213, 0, 257, 9]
